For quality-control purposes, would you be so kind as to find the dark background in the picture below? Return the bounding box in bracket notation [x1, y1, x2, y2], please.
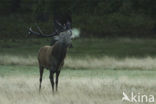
[0, 0, 156, 38]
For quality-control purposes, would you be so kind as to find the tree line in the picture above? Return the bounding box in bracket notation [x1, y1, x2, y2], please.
[0, 0, 156, 38]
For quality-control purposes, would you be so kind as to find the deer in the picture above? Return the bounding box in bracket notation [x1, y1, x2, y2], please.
[28, 19, 79, 93]
[37, 30, 72, 92]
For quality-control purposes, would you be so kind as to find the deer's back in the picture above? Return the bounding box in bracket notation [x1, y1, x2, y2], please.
[38, 45, 53, 69]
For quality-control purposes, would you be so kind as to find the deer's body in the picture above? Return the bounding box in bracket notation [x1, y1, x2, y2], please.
[38, 45, 66, 70]
[38, 31, 72, 93]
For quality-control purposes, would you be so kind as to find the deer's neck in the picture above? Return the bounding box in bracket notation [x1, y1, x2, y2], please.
[52, 42, 67, 58]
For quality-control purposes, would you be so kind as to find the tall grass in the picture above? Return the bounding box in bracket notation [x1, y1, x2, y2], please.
[0, 73, 155, 104]
[1, 38, 156, 70]
[1, 55, 156, 70]
[1, 38, 156, 104]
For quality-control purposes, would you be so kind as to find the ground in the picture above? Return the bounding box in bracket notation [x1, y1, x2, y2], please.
[0, 38, 156, 104]
[0, 66, 156, 104]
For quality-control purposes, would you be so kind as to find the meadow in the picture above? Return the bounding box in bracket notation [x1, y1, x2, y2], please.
[0, 38, 156, 104]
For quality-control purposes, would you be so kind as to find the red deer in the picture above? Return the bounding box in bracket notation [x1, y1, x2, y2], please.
[38, 30, 72, 92]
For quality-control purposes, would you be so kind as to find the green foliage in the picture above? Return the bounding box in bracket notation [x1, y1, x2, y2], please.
[73, 13, 155, 37]
[1, 38, 156, 58]
[0, 0, 156, 38]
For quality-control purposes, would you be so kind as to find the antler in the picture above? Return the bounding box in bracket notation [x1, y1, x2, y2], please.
[28, 20, 72, 37]
[28, 25, 57, 37]
[56, 20, 64, 28]
[55, 20, 71, 32]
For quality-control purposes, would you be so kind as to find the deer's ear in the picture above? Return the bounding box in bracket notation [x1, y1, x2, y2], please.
[66, 21, 72, 29]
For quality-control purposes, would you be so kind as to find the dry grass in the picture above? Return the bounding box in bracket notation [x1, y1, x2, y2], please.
[0, 55, 37, 66]
[66, 56, 156, 70]
[1, 39, 156, 104]
[0, 75, 155, 104]
[1, 55, 156, 70]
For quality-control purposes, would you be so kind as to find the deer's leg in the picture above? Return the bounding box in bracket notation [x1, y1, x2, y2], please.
[39, 65, 44, 92]
[49, 70, 54, 93]
[56, 71, 60, 91]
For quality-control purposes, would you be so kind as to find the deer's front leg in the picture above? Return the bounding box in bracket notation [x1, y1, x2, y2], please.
[49, 70, 54, 93]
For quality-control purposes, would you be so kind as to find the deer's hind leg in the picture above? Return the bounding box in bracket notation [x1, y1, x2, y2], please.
[39, 65, 44, 92]
[56, 71, 60, 91]
[49, 70, 54, 93]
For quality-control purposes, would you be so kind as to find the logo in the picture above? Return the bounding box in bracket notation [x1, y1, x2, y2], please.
[122, 92, 154, 103]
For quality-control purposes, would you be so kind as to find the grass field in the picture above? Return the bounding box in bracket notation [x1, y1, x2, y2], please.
[0, 38, 156, 104]
[1, 38, 156, 57]
[0, 66, 156, 104]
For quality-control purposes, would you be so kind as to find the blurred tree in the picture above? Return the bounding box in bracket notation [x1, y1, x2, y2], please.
[1, 0, 156, 38]
[33, 0, 49, 22]
[11, 0, 21, 12]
